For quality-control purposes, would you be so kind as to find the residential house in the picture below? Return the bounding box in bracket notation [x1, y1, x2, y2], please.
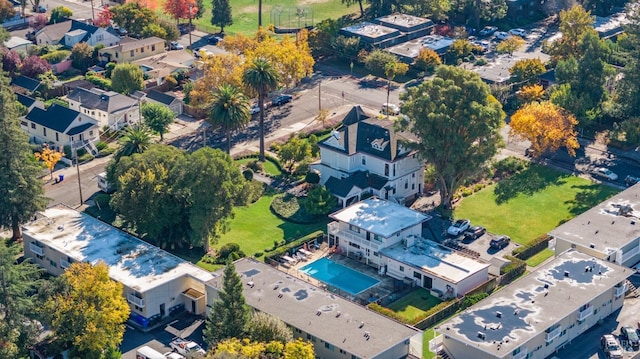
[311, 105, 425, 207]
[205, 257, 424, 359]
[327, 198, 490, 296]
[4, 36, 35, 53]
[133, 50, 195, 87]
[23, 104, 98, 149]
[143, 89, 183, 115]
[22, 205, 216, 329]
[66, 87, 140, 131]
[98, 36, 165, 64]
[35, 19, 120, 47]
[433, 250, 631, 359]
[16, 93, 44, 113]
[550, 183, 640, 268]
[12, 75, 41, 95]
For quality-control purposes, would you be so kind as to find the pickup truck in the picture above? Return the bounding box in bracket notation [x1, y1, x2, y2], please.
[169, 338, 205, 357]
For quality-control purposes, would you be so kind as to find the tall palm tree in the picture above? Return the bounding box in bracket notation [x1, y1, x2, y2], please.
[209, 84, 251, 154]
[115, 125, 152, 161]
[242, 58, 279, 162]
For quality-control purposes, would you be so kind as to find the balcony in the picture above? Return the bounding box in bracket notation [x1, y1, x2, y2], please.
[60, 258, 71, 269]
[127, 293, 145, 308]
[577, 306, 593, 321]
[513, 348, 528, 359]
[614, 283, 628, 298]
[29, 242, 44, 256]
[545, 326, 562, 342]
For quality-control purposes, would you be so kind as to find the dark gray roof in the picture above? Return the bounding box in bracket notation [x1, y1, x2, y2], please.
[25, 104, 80, 133]
[66, 122, 95, 135]
[12, 75, 41, 92]
[146, 90, 176, 106]
[67, 87, 137, 113]
[63, 79, 95, 91]
[16, 93, 36, 108]
[325, 171, 388, 197]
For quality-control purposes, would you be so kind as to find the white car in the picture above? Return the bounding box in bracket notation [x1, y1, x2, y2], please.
[381, 103, 400, 115]
[250, 103, 266, 115]
[447, 219, 471, 236]
[508, 28, 527, 37]
[592, 167, 618, 181]
[164, 352, 186, 359]
[479, 26, 498, 36]
[169, 338, 206, 356]
[494, 31, 511, 40]
[194, 48, 214, 58]
[169, 41, 184, 50]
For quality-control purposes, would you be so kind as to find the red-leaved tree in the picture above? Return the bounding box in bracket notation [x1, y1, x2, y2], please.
[21, 55, 52, 78]
[30, 13, 48, 30]
[93, 6, 113, 27]
[163, 0, 197, 23]
[2, 50, 21, 73]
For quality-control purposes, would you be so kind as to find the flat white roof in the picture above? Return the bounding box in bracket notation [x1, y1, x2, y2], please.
[380, 239, 490, 283]
[23, 205, 214, 292]
[329, 198, 430, 238]
[341, 22, 400, 39]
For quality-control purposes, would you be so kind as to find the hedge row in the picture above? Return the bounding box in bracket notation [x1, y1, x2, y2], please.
[500, 255, 527, 285]
[512, 234, 552, 260]
[264, 231, 324, 260]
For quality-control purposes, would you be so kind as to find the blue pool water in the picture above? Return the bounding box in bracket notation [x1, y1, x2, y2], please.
[299, 257, 380, 295]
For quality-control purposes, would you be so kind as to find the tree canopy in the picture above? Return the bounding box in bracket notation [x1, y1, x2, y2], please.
[111, 63, 144, 94]
[509, 58, 546, 86]
[208, 84, 251, 153]
[141, 102, 175, 140]
[110, 2, 156, 36]
[211, 0, 232, 33]
[211, 338, 314, 359]
[398, 66, 505, 208]
[245, 312, 293, 344]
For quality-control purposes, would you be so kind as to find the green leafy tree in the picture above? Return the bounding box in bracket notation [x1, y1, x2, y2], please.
[411, 0, 451, 21]
[141, 102, 175, 141]
[111, 63, 144, 94]
[0, 72, 47, 241]
[245, 312, 294, 344]
[415, 47, 442, 73]
[445, 39, 473, 63]
[509, 58, 546, 86]
[204, 261, 250, 346]
[41, 262, 130, 359]
[242, 58, 279, 162]
[157, 19, 180, 41]
[398, 66, 505, 209]
[331, 35, 361, 61]
[0, 240, 43, 358]
[141, 23, 168, 40]
[70, 42, 94, 71]
[303, 186, 336, 216]
[550, 5, 596, 61]
[278, 136, 312, 172]
[110, 2, 156, 36]
[211, 0, 232, 33]
[364, 49, 399, 76]
[49, 6, 72, 24]
[208, 84, 250, 153]
[114, 124, 152, 161]
[496, 36, 525, 56]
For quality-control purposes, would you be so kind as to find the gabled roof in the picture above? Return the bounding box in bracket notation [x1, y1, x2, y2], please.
[325, 171, 388, 197]
[101, 36, 164, 52]
[25, 104, 81, 133]
[67, 87, 138, 113]
[16, 93, 36, 108]
[12, 75, 41, 92]
[37, 20, 120, 44]
[146, 89, 176, 106]
[67, 122, 96, 135]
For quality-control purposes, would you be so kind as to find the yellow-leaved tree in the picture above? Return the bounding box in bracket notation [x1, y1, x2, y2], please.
[510, 101, 579, 158]
[41, 262, 130, 358]
[34, 144, 63, 180]
[190, 52, 245, 109]
[496, 36, 526, 56]
[210, 338, 314, 359]
[518, 84, 545, 103]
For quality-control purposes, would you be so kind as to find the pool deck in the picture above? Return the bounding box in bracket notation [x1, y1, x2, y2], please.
[277, 244, 397, 304]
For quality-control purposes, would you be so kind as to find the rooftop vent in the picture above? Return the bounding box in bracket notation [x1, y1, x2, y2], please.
[247, 281, 255, 288]
[585, 266, 590, 272]
[273, 284, 279, 290]
[359, 322, 364, 328]
[277, 293, 283, 298]
[336, 311, 341, 318]
[496, 311, 502, 318]
[514, 309, 520, 316]
[316, 310, 321, 316]
[477, 332, 486, 340]
[544, 283, 549, 289]
[590, 243, 596, 248]
[564, 271, 570, 277]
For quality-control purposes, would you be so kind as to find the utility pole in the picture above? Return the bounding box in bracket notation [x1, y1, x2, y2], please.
[74, 142, 83, 205]
[188, 5, 193, 50]
[90, 0, 95, 23]
[318, 80, 321, 111]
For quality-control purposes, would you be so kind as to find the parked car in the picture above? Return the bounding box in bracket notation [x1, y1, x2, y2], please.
[208, 35, 224, 45]
[508, 28, 527, 37]
[113, 26, 128, 36]
[447, 219, 471, 236]
[625, 175, 640, 187]
[381, 103, 400, 115]
[494, 31, 511, 40]
[35, 4, 46, 12]
[479, 26, 498, 36]
[490, 235, 510, 249]
[621, 326, 640, 348]
[250, 103, 266, 115]
[169, 338, 206, 356]
[164, 352, 186, 359]
[591, 167, 618, 181]
[177, 23, 195, 35]
[601, 334, 623, 359]
[472, 40, 491, 53]
[194, 48, 214, 58]
[169, 41, 184, 50]
[272, 94, 293, 106]
[464, 226, 486, 241]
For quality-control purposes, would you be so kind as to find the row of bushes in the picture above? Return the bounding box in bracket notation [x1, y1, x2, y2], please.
[453, 156, 530, 200]
[512, 234, 552, 260]
[500, 255, 527, 285]
[264, 231, 324, 260]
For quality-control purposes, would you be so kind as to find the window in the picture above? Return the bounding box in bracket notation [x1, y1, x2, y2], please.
[362, 156, 366, 165]
[405, 182, 408, 189]
[115, 52, 119, 58]
[151, 45, 155, 51]
[31, 122, 36, 129]
[49, 259, 57, 267]
[373, 251, 378, 257]
[55, 133, 59, 141]
[339, 349, 346, 354]
[399, 266, 404, 272]
[412, 173, 415, 177]
[43, 128, 46, 136]
[385, 164, 389, 176]
[21, 121, 27, 126]
[130, 50, 134, 57]
[141, 47, 144, 53]
[349, 225, 360, 233]
[89, 130, 94, 136]
[373, 234, 382, 242]
[324, 342, 334, 351]
[412, 183, 415, 190]
[393, 164, 396, 176]
[349, 242, 360, 249]
[413, 271, 422, 279]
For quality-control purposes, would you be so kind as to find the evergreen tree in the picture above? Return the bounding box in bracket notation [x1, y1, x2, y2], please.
[211, 0, 232, 34]
[204, 261, 250, 346]
[0, 71, 47, 241]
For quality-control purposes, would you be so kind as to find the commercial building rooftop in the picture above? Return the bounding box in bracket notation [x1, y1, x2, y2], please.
[22, 205, 214, 292]
[386, 35, 454, 60]
[380, 238, 490, 283]
[436, 250, 630, 356]
[375, 14, 434, 32]
[549, 184, 640, 254]
[329, 198, 430, 238]
[340, 22, 400, 40]
[208, 258, 422, 358]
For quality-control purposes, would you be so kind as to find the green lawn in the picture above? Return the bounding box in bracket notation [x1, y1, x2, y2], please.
[235, 157, 283, 176]
[454, 165, 620, 245]
[159, 0, 361, 35]
[212, 192, 328, 257]
[525, 248, 555, 267]
[386, 288, 441, 323]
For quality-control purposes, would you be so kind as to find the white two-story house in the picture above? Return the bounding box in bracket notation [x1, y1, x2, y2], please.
[23, 104, 99, 150]
[35, 19, 121, 48]
[311, 105, 425, 207]
[66, 87, 140, 131]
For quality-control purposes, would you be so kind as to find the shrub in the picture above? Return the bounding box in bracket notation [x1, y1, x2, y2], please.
[164, 75, 178, 90]
[77, 152, 94, 163]
[270, 194, 320, 224]
[305, 171, 320, 185]
[41, 50, 71, 64]
[461, 293, 488, 308]
[97, 147, 115, 157]
[475, 58, 488, 66]
[238, 180, 264, 206]
[367, 303, 405, 323]
[492, 156, 529, 179]
[63, 145, 72, 158]
[512, 234, 552, 260]
[95, 141, 108, 151]
[253, 252, 263, 258]
[93, 193, 111, 208]
[217, 243, 245, 263]
[246, 160, 263, 173]
[242, 168, 254, 181]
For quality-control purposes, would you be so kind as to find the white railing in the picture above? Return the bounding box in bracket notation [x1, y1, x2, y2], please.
[577, 306, 593, 321]
[545, 326, 562, 342]
[513, 348, 528, 359]
[29, 243, 44, 256]
[330, 227, 381, 249]
[60, 258, 71, 269]
[127, 293, 145, 307]
[614, 283, 628, 298]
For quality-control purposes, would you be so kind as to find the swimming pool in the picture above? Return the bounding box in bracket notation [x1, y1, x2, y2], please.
[299, 257, 380, 295]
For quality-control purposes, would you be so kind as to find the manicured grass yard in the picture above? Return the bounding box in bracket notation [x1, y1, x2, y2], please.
[454, 165, 620, 245]
[235, 157, 283, 176]
[212, 192, 328, 257]
[526, 248, 554, 267]
[386, 288, 441, 323]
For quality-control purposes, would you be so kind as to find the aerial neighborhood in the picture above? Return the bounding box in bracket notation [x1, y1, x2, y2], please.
[2, 0, 640, 357]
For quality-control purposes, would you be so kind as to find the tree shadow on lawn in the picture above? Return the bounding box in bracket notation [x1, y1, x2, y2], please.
[563, 183, 619, 219]
[493, 166, 567, 204]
